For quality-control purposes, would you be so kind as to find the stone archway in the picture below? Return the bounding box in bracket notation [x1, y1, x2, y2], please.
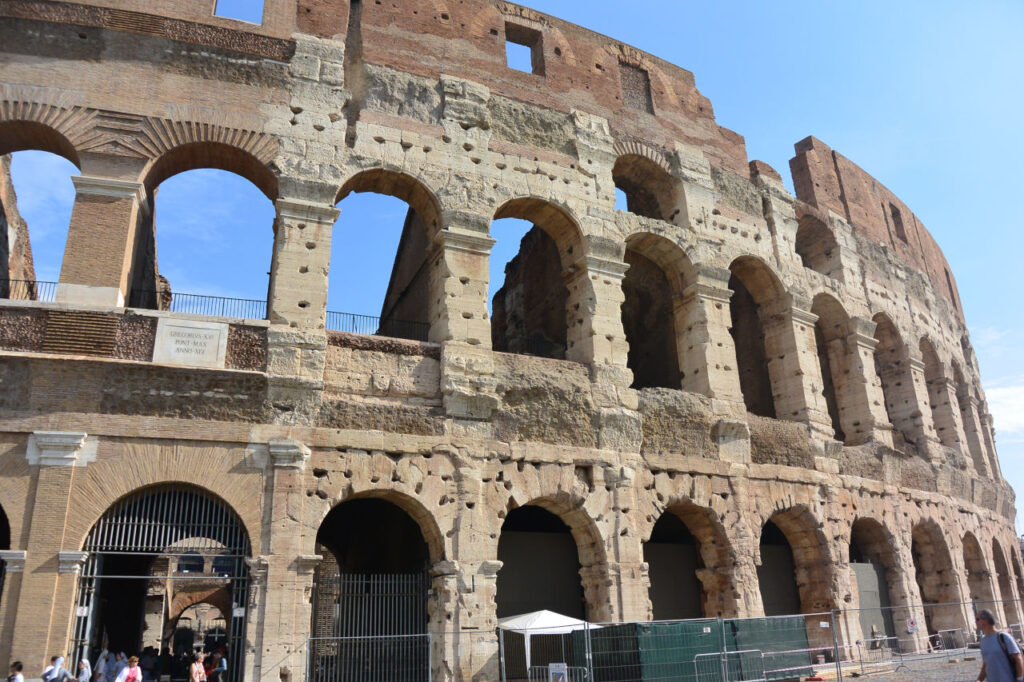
[910, 520, 964, 636]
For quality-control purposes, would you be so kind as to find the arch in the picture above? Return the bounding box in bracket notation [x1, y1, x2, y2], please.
[991, 539, 1020, 626]
[794, 215, 840, 277]
[811, 293, 852, 443]
[494, 197, 584, 270]
[729, 256, 785, 418]
[848, 517, 901, 639]
[339, 168, 442, 236]
[141, 141, 277, 202]
[872, 313, 915, 447]
[491, 198, 583, 360]
[612, 154, 678, 221]
[644, 500, 734, 619]
[963, 532, 996, 606]
[759, 505, 835, 616]
[921, 337, 958, 448]
[168, 600, 230, 655]
[621, 233, 694, 390]
[71, 485, 251, 680]
[0, 120, 81, 168]
[910, 519, 963, 635]
[511, 494, 608, 570]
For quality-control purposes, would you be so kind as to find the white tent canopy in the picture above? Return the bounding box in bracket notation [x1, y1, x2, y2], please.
[497, 610, 598, 667]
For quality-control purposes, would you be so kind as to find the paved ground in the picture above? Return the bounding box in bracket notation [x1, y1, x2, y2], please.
[832, 656, 981, 681]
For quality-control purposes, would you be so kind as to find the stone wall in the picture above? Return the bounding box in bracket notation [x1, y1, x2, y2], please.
[0, 1, 1016, 681]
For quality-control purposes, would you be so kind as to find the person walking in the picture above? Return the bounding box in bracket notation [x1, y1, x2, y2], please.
[77, 659, 92, 682]
[112, 657, 141, 682]
[42, 657, 72, 682]
[189, 653, 206, 682]
[7, 661, 23, 682]
[93, 651, 108, 682]
[976, 608, 1024, 682]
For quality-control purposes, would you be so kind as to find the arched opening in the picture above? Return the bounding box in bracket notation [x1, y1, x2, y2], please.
[132, 143, 276, 318]
[794, 215, 840, 277]
[490, 200, 581, 359]
[497, 505, 589, 619]
[170, 602, 228, 655]
[2, 121, 82, 297]
[872, 313, 915, 448]
[921, 338, 956, 447]
[612, 154, 677, 222]
[729, 257, 784, 418]
[644, 502, 731, 619]
[329, 170, 440, 340]
[621, 233, 692, 389]
[849, 518, 898, 639]
[992, 540, 1019, 626]
[0, 503, 9, 607]
[811, 294, 854, 443]
[757, 520, 801, 616]
[70, 485, 251, 680]
[310, 497, 433, 681]
[963, 532, 995, 612]
[910, 520, 962, 636]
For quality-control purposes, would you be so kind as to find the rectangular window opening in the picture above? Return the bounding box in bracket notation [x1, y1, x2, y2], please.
[620, 61, 655, 114]
[214, 0, 264, 24]
[505, 22, 544, 75]
[889, 203, 907, 242]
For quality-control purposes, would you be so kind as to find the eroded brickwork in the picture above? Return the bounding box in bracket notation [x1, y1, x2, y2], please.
[0, 1, 1016, 681]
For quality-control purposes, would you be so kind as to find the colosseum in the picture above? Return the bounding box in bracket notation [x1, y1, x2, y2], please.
[0, 1, 1018, 681]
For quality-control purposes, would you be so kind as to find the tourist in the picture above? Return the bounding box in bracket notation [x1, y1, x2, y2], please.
[112, 657, 141, 682]
[189, 653, 206, 682]
[138, 648, 156, 682]
[93, 650, 108, 682]
[42, 657, 72, 682]
[976, 608, 1024, 682]
[206, 652, 226, 682]
[7, 661, 23, 682]
[108, 654, 125, 682]
[77, 659, 92, 682]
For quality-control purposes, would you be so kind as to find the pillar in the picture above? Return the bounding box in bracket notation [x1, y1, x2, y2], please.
[57, 177, 149, 307]
[980, 410, 1002, 478]
[959, 391, 993, 477]
[905, 355, 944, 464]
[927, 372, 969, 454]
[267, 198, 339, 329]
[839, 317, 894, 446]
[675, 265, 743, 401]
[761, 297, 834, 438]
[429, 212, 494, 347]
[564, 255, 630, 373]
[9, 432, 92, 675]
[257, 439, 316, 682]
[0, 550, 27, 665]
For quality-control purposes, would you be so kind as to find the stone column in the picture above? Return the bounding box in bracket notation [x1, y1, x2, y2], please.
[257, 439, 316, 682]
[429, 213, 495, 347]
[564, 255, 630, 374]
[959, 392, 993, 477]
[267, 198, 339, 329]
[838, 317, 894, 446]
[244, 556, 269, 682]
[0, 550, 27, 665]
[57, 176, 149, 307]
[905, 354, 944, 464]
[927, 373, 969, 454]
[980, 410, 1002, 478]
[675, 266, 743, 401]
[432, 559, 503, 682]
[761, 297, 834, 439]
[9, 432, 92, 674]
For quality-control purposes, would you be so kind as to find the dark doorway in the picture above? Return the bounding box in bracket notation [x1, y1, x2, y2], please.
[644, 514, 703, 620]
[757, 521, 799, 616]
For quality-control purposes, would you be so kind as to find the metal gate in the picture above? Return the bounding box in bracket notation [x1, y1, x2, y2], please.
[308, 571, 430, 681]
[70, 486, 251, 681]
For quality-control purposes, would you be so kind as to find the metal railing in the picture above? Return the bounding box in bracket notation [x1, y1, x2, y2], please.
[129, 289, 267, 319]
[527, 665, 590, 681]
[326, 310, 430, 341]
[694, 649, 766, 681]
[0, 278, 57, 302]
[307, 634, 430, 682]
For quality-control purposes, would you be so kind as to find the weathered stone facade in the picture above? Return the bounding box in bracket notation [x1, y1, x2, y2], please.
[0, 1, 1018, 680]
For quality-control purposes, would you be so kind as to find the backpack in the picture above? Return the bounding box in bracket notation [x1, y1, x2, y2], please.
[998, 631, 1020, 677]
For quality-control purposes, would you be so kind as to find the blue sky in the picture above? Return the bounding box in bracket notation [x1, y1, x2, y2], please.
[8, 1, 1024, 526]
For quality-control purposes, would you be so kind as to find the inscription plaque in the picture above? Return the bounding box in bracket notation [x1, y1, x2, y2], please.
[153, 318, 228, 368]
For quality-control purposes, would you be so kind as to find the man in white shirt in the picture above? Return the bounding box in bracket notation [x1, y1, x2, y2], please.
[7, 661, 23, 682]
[977, 608, 1024, 682]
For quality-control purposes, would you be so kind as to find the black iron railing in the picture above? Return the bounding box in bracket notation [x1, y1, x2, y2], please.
[326, 310, 430, 341]
[129, 289, 267, 319]
[0, 278, 57, 302]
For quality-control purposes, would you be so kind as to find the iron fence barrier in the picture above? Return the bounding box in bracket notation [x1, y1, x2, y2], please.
[326, 310, 430, 341]
[856, 636, 904, 675]
[694, 649, 765, 682]
[129, 289, 267, 319]
[307, 633, 430, 682]
[0, 278, 57, 302]
[527, 665, 590, 681]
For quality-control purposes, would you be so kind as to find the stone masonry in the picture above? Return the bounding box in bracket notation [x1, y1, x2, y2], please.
[0, 1, 1018, 680]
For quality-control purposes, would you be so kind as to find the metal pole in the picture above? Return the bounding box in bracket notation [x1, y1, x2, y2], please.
[499, 628, 507, 682]
[831, 610, 843, 681]
[718, 618, 727, 681]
